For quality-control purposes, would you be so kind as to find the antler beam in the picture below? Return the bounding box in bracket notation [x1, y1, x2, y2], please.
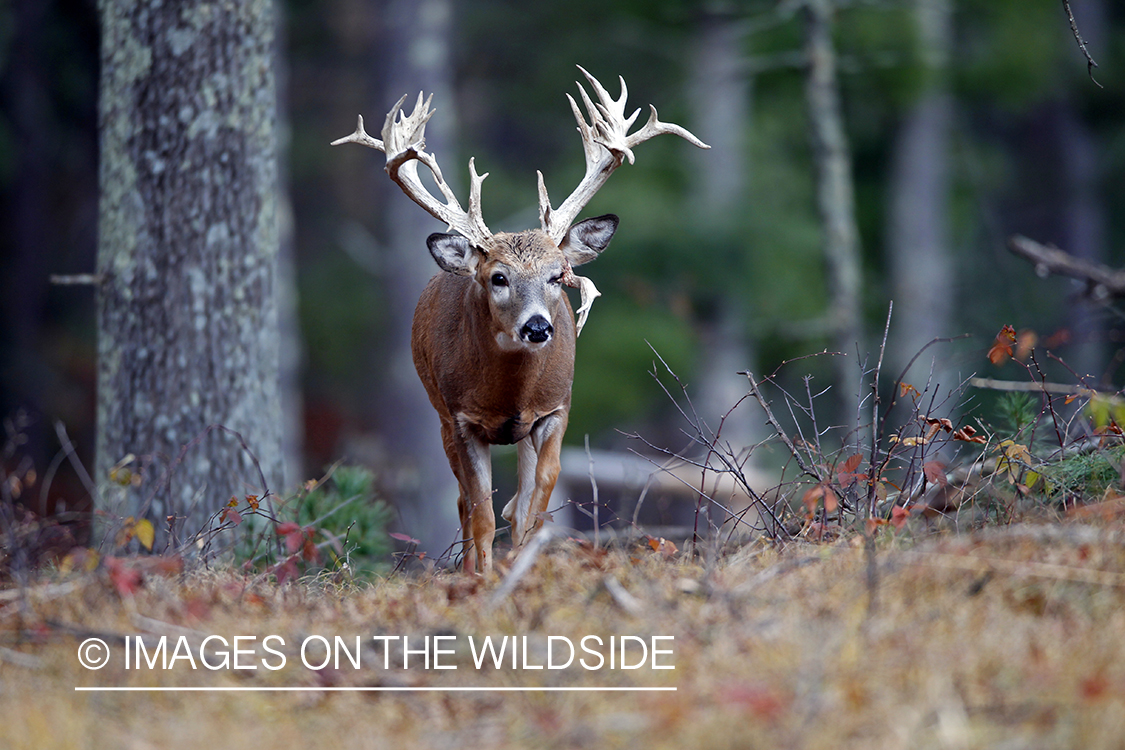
[538, 66, 710, 243]
[332, 93, 492, 248]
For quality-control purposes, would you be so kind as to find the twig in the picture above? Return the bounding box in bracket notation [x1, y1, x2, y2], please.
[743, 372, 822, 482]
[488, 525, 558, 608]
[0, 646, 44, 670]
[585, 435, 600, 550]
[602, 575, 644, 616]
[1061, 0, 1103, 88]
[968, 377, 1098, 397]
[1008, 235, 1122, 294]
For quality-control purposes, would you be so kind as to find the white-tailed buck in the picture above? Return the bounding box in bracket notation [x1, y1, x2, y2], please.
[333, 66, 708, 573]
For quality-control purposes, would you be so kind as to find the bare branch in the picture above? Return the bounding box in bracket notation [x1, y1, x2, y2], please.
[1009, 234, 1125, 297]
[1061, 0, 1103, 88]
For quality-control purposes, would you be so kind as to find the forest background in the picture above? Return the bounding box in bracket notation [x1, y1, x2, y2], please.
[0, 0, 1121, 561]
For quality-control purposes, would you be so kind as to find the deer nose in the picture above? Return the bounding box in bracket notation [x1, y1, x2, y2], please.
[520, 315, 553, 344]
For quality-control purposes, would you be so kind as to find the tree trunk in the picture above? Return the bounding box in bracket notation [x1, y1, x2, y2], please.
[802, 0, 863, 428]
[374, 0, 461, 561]
[688, 7, 760, 452]
[97, 0, 283, 552]
[888, 0, 954, 394]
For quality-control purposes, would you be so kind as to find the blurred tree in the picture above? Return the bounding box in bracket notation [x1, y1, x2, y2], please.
[687, 4, 761, 451]
[887, 0, 956, 394]
[802, 0, 863, 429]
[96, 0, 284, 549]
[373, 0, 461, 559]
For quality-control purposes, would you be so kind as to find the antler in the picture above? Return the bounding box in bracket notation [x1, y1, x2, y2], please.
[332, 93, 492, 248]
[538, 66, 710, 243]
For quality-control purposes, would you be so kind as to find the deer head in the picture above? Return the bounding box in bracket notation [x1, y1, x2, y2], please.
[333, 67, 709, 573]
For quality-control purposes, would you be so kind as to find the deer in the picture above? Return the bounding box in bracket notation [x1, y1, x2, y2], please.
[332, 66, 708, 574]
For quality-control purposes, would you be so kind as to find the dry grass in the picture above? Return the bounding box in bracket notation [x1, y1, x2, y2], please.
[3, 522, 1125, 750]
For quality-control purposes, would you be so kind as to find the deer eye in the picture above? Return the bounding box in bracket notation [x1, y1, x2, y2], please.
[491, 273, 508, 288]
[548, 274, 563, 285]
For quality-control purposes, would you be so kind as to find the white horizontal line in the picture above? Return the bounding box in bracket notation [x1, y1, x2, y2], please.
[75, 686, 676, 692]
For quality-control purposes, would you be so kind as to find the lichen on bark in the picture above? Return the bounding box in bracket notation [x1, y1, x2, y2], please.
[96, 0, 282, 552]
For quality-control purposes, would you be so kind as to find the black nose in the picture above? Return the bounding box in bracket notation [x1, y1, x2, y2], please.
[521, 315, 553, 343]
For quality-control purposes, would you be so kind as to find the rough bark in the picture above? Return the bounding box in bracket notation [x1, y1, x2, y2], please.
[96, 0, 283, 551]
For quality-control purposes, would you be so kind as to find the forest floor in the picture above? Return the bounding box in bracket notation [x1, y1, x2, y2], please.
[3, 518, 1125, 750]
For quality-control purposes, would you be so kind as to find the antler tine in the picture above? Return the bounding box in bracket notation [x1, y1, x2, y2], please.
[333, 92, 492, 247]
[538, 66, 710, 243]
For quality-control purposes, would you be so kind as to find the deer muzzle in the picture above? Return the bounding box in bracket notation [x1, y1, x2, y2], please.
[520, 314, 553, 344]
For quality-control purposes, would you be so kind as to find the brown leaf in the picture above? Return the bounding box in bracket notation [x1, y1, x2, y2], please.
[1015, 329, 1038, 361]
[952, 425, 987, 444]
[802, 485, 825, 516]
[823, 487, 839, 514]
[923, 460, 948, 487]
[988, 324, 1017, 365]
[836, 453, 864, 487]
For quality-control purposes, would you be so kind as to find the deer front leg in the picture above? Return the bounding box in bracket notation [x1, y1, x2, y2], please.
[443, 417, 496, 574]
[504, 410, 567, 546]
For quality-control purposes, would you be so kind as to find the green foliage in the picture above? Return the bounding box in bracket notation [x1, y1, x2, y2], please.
[297, 466, 393, 566]
[996, 391, 1037, 436]
[570, 298, 695, 439]
[233, 466, 393, 580]
[1041, 446, 1125, 504]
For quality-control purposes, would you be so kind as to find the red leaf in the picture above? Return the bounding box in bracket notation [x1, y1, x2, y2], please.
[276, 521, 300, 536]
[104, 556, 143, 597]
[302, 531, 319, 563]
[221, 507, 243, 526]
[274, 558, 300, 585]
[891, 505, 911, 532]
[389, 532, 420, 545]
[284, 529, 304, 554]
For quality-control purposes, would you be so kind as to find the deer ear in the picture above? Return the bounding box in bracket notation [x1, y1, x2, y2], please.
[560, 214, 618, 267]
[427, 233, 481, 276]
